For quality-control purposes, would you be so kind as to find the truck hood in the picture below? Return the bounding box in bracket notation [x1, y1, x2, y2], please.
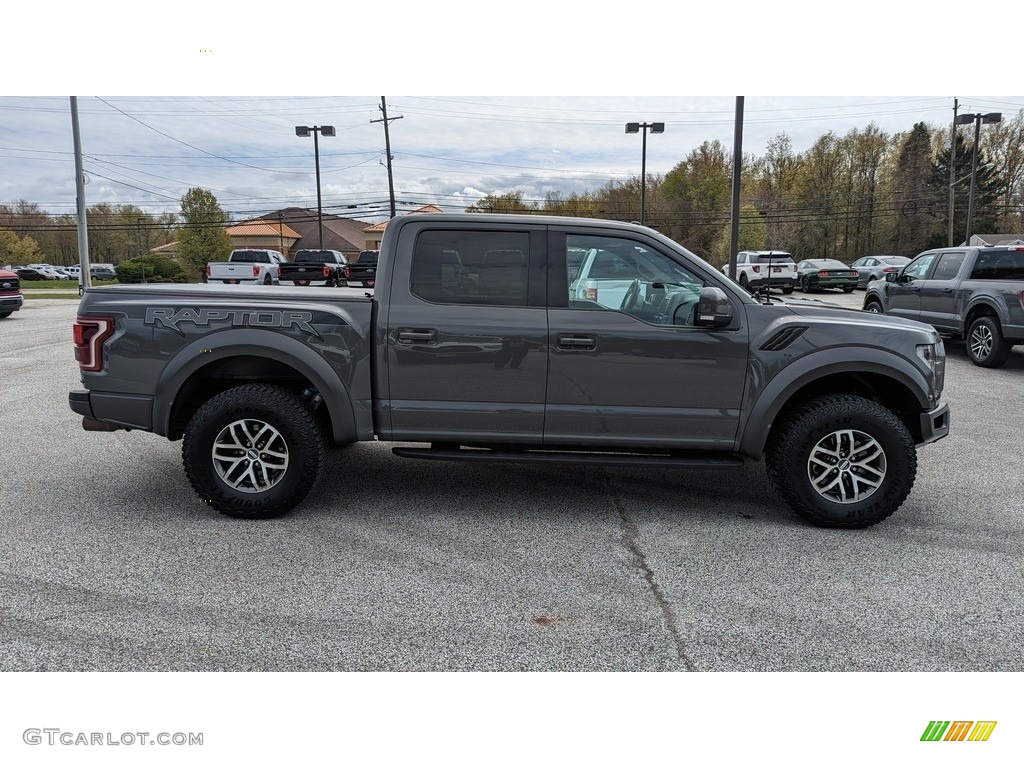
[777, 300, 939, 339]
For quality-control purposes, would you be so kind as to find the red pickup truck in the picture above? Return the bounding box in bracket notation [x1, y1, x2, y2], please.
[0, 268, 23, 318]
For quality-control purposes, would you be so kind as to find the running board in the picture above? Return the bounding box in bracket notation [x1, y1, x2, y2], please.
[391, 446, 744, 469]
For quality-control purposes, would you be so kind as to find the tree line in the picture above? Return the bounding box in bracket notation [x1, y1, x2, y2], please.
[3, 111, 1024, 271]
[468, 111, 1024, 265]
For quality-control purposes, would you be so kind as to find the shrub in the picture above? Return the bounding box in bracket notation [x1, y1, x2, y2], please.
[114, 254, 190, 284]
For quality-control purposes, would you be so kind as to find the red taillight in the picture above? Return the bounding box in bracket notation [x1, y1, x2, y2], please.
[584, 288, 597, 301]
[752, 265, 761, 273]
[253, 265, 260, 277]
[883, 267, 898, 273]
[323, 266, 330, 279]
[818, 270, 830, 277]
[343, 266, 351, 279]
[73, 316, 115, 372]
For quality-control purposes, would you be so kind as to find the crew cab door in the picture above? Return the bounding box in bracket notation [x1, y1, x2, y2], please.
[544, 229, 747, 449]
[917, 250, 967, 332]
[884, 252, 937, 321]
[382, 223, 548, 443]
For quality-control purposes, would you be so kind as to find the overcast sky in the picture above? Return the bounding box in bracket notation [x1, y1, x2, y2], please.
[5, 95, 1021, 223]
[3, 4, 1021, 223]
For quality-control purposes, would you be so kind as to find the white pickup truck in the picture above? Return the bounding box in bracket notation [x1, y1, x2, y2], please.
[205, 249, 287, 285]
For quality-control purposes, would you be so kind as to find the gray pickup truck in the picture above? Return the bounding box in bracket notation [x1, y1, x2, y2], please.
[863, 244, 1024, 367]
[69, 214, 950, 529]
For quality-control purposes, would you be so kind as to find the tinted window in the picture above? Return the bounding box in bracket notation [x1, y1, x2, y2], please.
[411, 231, 529, 306]
[970, 250, 1024, 280]
[755, 254, 794, 264]
[931, 252, 966, 281]
[230, 250, 272, 263]
[293, 250, 335, 262]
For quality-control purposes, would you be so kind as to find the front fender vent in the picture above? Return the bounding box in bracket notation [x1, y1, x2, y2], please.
[760, 326, 808, 351]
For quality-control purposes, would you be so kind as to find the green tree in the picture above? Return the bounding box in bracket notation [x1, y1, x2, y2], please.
[929, 132, 1003, 247]
[466, 191, 534, 214]
[0, 227, 44, 265]
[176, 188, 232, 276]
[890, 123, 938, 254]
[660, 140, 732, 258]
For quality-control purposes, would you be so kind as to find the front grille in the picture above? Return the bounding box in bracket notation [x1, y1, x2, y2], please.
[0, 277, 20, 291]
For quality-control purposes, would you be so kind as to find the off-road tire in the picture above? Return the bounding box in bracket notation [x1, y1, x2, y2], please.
[263, 274, 273, 286]
[765, 394, 917, 529]
[864, 299, 883, 314]
[842, 287, 854, 293]
[966, 316, 1011, 368]
[782, 287, 794, 295]
[183, 383, 326, 519]
[0, 311, 12, 319]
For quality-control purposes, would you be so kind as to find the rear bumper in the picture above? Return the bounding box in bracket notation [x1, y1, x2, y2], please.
[918, 401, 950, 445]
[748, 276, 795, 288]
[69, 389, 154, 431]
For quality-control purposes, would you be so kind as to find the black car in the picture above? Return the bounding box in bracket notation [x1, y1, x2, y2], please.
[15, 267, 53, 281]
[795, 259, 858, 293]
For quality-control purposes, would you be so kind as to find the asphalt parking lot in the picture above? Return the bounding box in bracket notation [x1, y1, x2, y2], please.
[1, 296, 1022, 672]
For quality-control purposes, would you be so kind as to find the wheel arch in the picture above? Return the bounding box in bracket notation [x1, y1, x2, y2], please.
[154, 329, 359, 445]
[739, 350, 931, 460]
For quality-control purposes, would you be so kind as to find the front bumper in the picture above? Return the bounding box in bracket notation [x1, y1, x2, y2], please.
[918, 401, 950, 445]
[0, 293, 23, 312]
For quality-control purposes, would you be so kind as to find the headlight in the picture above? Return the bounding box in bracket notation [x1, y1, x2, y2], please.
[916, 341, 945, 405]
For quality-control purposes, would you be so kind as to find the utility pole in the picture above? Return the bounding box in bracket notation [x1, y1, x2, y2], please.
[949, 97, 958, 246]
[728, 96, 745, 281]
[371, 96, 402, 218]
[70, 97, 90, 294]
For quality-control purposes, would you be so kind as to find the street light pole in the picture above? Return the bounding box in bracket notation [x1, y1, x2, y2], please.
[954, 111, 1001, 245]
[625, 121, 665, 226]
[295, 124, 336, 249]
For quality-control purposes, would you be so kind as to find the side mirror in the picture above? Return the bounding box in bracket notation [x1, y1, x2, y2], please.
[897, 272, 914, 284]
[695, 286, 733, 328]
[884, 272, 897, 283]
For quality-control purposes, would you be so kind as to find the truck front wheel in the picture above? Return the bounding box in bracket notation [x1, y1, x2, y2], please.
[765, 395, 917, 529]
[966, 316, 1011, 368]
[182, 384, 326, 519]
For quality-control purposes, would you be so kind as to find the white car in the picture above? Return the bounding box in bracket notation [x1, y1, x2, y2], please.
[721, 250, 796, 294]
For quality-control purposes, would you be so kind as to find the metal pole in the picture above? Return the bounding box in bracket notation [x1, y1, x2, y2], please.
[728, 97, 744, 278]
[381, 97, 397, 218]
[965, 117, 981, 245]
[314, 128, 324, 250]
[948, 98, 958, 246]
[640, 126, 648, 225]
[70, 97, 91, 292]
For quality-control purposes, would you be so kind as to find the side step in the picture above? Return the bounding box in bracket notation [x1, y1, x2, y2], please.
[392, 446, 744, 469]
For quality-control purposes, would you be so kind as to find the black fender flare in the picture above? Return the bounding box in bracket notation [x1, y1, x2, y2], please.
[738, 347, 932, 460]
[153, 328, 358, 445]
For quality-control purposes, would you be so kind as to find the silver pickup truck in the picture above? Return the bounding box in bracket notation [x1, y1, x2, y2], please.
[863, 244, 1024, 367]
[69, 214, 950, 529]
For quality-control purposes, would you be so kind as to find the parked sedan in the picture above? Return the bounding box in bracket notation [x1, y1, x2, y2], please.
[16, 267, 55, 281]
[849, 255, 911, 289]
[795, 259, 858, 293]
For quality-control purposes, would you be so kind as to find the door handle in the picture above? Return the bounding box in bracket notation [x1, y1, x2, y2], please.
[942, 288, 953, 293]
[558, 334, 595, 350]
[397, 329, 437, 344]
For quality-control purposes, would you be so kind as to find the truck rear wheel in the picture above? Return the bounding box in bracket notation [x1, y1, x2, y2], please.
[765, 394, 917, 529]
[183, 384, 326, 519]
